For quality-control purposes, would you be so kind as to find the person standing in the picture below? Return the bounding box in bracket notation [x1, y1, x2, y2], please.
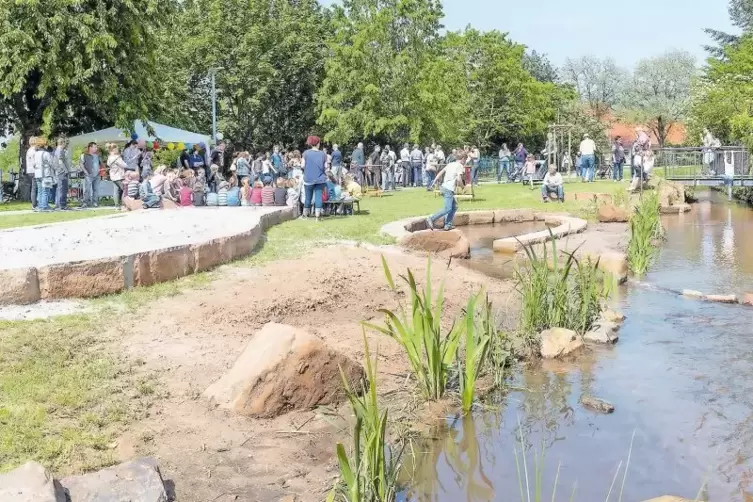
[399, 143, 410, 187]
[425, 148, 439, 190]
[381, 145, 396, 191]
[498, 143, 511, 183]
[368, 145, 382, 190]
[53, 138, 72, 210]
[33, 139, 54, 211]
[331, 144, 343, 182]
[302, 135, 327, 221]
[106, 143, 127, 210]
[82, 142, 102, 208]
[514, 143, 527, 176]
[611, 136, 625, 182]
[211, 141, 226, 174]
[426, 150, 466, 231]
[122, 139, 141, 177]
[351, 142, 365, 186]
[579, 133, 596, 182]
[470, 145, 481, 185]
[25, 137, 38, 209]
[409, 144, 423, 187]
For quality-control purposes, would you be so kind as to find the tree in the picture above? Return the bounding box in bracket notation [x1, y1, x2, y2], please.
[316, 0, 444, 145]
[523, 50, 558, 84]
[174, 0, 330, 151]
[618, 50, 696, 148]
[705, 0, 753, 57]
[560, 56, 628, 121]
[689, 35, 753, 151]
[0, 0, 177, 171]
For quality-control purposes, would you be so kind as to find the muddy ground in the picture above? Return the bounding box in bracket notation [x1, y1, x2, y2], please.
[109, 223, 628, 502]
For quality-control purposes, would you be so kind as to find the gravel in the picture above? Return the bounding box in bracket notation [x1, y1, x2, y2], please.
[0, 206, 284, 270]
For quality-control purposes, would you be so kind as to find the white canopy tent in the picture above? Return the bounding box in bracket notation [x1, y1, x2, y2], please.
[68, 120, 212, 150]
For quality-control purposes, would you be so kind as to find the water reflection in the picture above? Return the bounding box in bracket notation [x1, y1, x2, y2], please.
[401, 191, 753, 501]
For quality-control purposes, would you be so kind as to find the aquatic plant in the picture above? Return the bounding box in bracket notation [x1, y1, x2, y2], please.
[458, 293, 492, 413]
[627, 191, 663, 276]
[328, 331, 402, 502]
[515, 234, 610, 336]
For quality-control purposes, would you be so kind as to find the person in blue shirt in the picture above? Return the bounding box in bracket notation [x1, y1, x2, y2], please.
[302, 135, 328, 221]
[331, 144, 343, 182]
[350, 142, 365, 186]
[271, 146, 286, 178]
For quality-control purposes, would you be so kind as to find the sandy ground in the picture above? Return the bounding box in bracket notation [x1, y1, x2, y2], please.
[0, 206, 285, 269]
[98, 221, 628, 502]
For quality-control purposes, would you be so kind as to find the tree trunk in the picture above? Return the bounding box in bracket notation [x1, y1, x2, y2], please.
[656, 115, 667, 149]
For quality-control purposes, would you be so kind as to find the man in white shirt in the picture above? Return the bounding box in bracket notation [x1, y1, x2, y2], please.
[579, 133, 596, 182]
[426, 151, 466, 231]
[399, 143, 410, 187]
[25, 137, 38, 209]
[541, 166, 564, 203]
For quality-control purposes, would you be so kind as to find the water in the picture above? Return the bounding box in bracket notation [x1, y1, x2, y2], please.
[402, 190, 753, 502]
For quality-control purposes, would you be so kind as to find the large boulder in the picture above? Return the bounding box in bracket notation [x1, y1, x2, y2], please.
[658, 181, 684, 208]
[400, 229, 470, 259]
[60, 457, 167, 502]
[583, 320, 620, 344]
[0, 462, 65, 502]
[585, 252, 628, 284]
[598, 203, 629, 223]
[540, 328, 583, 359]
[204, 323, 365, 418]
[0, 267, 41, 305]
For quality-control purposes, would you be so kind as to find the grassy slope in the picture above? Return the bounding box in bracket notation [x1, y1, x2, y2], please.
[0, 180, 621, 474]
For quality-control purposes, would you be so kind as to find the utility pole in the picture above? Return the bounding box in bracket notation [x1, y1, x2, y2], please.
[209, 68, 224, 143]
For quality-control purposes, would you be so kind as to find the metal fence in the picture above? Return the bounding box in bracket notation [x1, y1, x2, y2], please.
[657, 146, 750, 178]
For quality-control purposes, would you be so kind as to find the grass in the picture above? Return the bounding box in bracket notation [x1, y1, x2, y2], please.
[516, 236, 610, 336]
[626, 191, 662, 276]
[0, 314, 153, 474]
[0, 209, 117, 230]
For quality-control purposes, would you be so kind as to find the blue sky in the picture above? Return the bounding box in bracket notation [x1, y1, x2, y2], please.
[321, 0, 736, 68]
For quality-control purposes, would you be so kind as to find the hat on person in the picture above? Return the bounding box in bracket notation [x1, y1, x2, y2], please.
[583, 133, 590, 139]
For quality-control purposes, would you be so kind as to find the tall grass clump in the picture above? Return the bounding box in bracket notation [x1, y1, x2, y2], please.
[627, 191, 662, 276]
[328, 332, 402, 502]
[516, 235, 610, 336]
[366, 257, 497, 410]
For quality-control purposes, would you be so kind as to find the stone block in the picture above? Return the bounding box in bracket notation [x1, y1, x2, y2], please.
[583, 320, 619, 344]
[60, 457, 168, 502]
[493, 209, 535, 223]
[401, 230, 470, 259]
[0, 267, 41, 305]
[0, 462, 65, 502]
[580, 395, 615, 413]
[585, 252, 628, 284]
[598, 203, 630, 223]
[704, 294, 738, 304]
[466, 210, 495, 225]
[134, 246, 195, 287]
[540, 328, 584, 359]
[204, 323, 365, 418]
[38, 258, 128, 299]
[191, 239, 225, 273]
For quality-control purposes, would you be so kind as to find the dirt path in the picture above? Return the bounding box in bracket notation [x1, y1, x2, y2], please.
[108, 221, 628, 502]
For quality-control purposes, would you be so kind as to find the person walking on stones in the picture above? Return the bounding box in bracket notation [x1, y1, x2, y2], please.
[426, 150, 466, 231]
[302, 135, 327, 221]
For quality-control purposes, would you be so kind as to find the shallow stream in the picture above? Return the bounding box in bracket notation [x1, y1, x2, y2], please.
[401, 190, 753, 501]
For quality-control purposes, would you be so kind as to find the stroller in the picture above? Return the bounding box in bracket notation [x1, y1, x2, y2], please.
[595, 154, 610, 180]
[1, 170, 20, 202]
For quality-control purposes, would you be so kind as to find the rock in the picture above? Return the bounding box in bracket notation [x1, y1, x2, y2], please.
[585, 252, 628, 284]
[704, 294, 738, 304]
[0, 267, 41, 305]
[539, 328, 583, 359]
[658, 181, 684, 208]
[594, 193, 613, 204]
[602, 309, 626, 323]
[580, 395, 615, 414]
[400, 229, 470, 259]
[466, 211, 495, 225]
[493, 208, 535, 223]
[659, 203, 691, 215]
[61, 457, 167, 502]
[0, 462, 65, 502]
[37, 257, 129, 299]
[583, 321, 619, 344]
[642, 497, 694, 502]
[682, 289, 704, 299]
[597, 203, 630, 223]
[743, 293, 753, 306]
[574, 192, 596, 202]
[204, 323, 365, 418]
[134, 245, 195, 287]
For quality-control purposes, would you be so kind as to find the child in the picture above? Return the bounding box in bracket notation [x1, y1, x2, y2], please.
[178, 178, 193, 207]
[227, 183, 241, 206]
[524, 154, 537, 188]
[139, 173, 161, 209]
[193, 179, 206, 207]
[217, 180, 229, 206]
[326, 173, 343, 202]
[286, 178, 299, 207]
[206, 190, 219, 206]
[261, 180, 275, 206]
[273, 177, 287, 206]
[250, 180, 263, 206]
[124, 170, 140, 200]
[240, 177, 252, 206]
[208, 164, 222, 193]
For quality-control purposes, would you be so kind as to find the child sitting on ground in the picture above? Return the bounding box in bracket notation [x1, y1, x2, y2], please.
[208, 164, 223, 193]
[139, 173, 161, 209]
[261, 179, 275, 206]
[240, 177, 252, 206]
[273, 177, 287, 206]
[286, 178, 299, 207]
[123, 170, 140, 200]
[250, 180, 263, 206]
[227, 182, 241, 206]
[178, 178, 193, 207]
[218, 180, 229, 206]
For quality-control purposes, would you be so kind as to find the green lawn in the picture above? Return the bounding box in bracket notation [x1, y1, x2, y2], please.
[0, 179, 620, 475]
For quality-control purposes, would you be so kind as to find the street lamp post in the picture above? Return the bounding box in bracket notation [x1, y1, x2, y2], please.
[209, 68, 224, 143]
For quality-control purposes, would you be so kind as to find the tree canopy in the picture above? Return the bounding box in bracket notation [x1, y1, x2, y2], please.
[560, 56, 628, 122]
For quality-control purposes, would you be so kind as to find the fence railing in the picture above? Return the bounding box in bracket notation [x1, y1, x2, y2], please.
[656, 146, 751, 178]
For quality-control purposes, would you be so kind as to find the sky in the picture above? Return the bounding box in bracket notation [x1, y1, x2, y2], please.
[322, 0, 736, 68]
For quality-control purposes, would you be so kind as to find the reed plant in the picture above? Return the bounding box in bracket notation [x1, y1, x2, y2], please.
[516, 235, 610, 336]
[627, 191, 663, 276]
[458, 293, 493, 412]
[328, 332, 402, 502]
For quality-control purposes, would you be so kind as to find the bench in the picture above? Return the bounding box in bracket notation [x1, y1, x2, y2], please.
[323, 198, 361, 216]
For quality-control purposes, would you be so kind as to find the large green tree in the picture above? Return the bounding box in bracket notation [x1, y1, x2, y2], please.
[316, 0, 444, 145]
[560, 56, 628, 122]
[618, 50, 696, 148]
[0, 0, 177, 169]
[705, 0, 753, 57]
